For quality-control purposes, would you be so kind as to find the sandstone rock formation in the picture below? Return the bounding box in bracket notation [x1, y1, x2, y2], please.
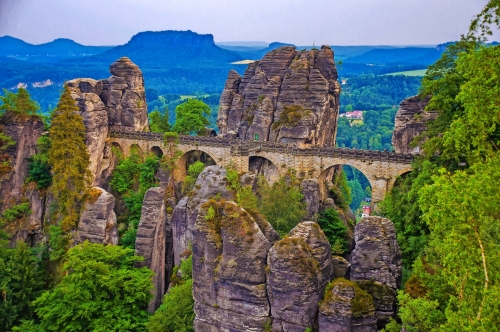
[101, 57, 149, 132]
[350, 216, 402, 325]
[301, 179, 321, 219]
[332, 255, 351, 279]
[171, 165, 235, 266]
[267, 221, 333, 331]
[135, 187, 173, 313]
[66, 79, 108, 185]
[217, 46, 341, 147]
[0, 112, 44, 212]
[76, 187, 118, 245]
[67, 57, 149, 184]
[318, 279, 377, 332]
[392, 95, 437, 154]
[193, 199, 273, 331]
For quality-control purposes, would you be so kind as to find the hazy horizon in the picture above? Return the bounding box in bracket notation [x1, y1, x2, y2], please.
[1, 0, 498, 46]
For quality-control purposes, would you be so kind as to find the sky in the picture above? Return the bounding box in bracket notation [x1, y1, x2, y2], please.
[0, 0, 497, 46]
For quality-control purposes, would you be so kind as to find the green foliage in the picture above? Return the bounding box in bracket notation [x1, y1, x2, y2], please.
[47, 225, 69, 262]
[272, 104, 311, 130]
[27, 135, 52, 189]
[0, 242, 46, 331]
[110, 152, 159, 248]
[48, 85, 90, 230]
[173, 99, 211, 135]
[386, 13, 500, 329]
[381, 318, 402, 332]
[236, 185, 259, 214]
[149, 106, 171, 133]
[397, 291, 445, 332]
[0, 88, 40, 117]
[258, 176, 306, 236]
[182, 161, 206, 194]
[329, 170, 352, 211]
[32, 241, 153, 332]
[161, 132, 183, 197]
[148, 255, 194, 332]
[0, 202, 31, 223]
[0, 131, 15, 152]
[225, 166, 241, 193]
[317, 208, 348, 254]
[380, 161, 433, 270]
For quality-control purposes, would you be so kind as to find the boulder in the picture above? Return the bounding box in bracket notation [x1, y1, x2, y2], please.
[267, 221, 333, 331]
[357, 280, 397, 326]
[193, 200, 272, 331]
[135, 187, 173, 313]
[170, 165, 235, 266]
[76, 187, 118, 245]
[217, 46, 341, 148]
[318, 279, 377, 332]
[392, 95, 436, 154]
[332, 255, 351, 279]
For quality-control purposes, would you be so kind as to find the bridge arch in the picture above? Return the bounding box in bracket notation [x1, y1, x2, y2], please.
[130, 144, 143, 157]
[387, 168, 413, 193]
[248, 156, 280, 184]
[174, 149, 217, 181]
[318, 163, 374, 211]
[150, 146, 164, 158]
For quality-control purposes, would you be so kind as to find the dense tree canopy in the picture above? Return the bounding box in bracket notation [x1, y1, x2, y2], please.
[48, 85, 90, 230]
[31, 242, 154, 332]
[173, 99, 211, 135]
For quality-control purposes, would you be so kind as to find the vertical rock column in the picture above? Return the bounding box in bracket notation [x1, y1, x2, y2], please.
[350, 216, 402, 326]
[135, 187, 172, 313]
[267, 221, 333, 331]
[193, 200, 273, 331]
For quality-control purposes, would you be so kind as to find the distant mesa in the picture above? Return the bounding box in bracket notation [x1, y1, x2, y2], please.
[77, 30, 242, 67]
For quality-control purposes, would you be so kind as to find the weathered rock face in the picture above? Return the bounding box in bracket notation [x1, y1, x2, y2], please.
[67, 57, 149, 183]
[267, 221, 333, 331]
[301, 179, 321, 219]
[350, 216, 402, 326]
[171, 165, 235, 266]
[193, 200, 272, 331]
[66, 79, 108, 185]
[350, 216, 402, 289]
[318, 279, 377, 332]
[0, 113, 44, 212]
[217, 46, 341, 147]
[392, 95, 436, 154]
[101, 57, 149, 132]
[76, 187, 118, 245]
[135, 187, 173, 313]
[332, 255, 351, 279]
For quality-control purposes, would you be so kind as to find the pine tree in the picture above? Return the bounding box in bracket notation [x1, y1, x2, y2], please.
[48, 85, 90, 231]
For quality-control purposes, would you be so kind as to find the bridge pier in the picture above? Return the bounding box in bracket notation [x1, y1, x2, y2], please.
[370, 177, 390, 212]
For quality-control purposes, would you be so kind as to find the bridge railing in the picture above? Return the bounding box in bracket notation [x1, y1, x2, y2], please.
[108, 129, 414, 164]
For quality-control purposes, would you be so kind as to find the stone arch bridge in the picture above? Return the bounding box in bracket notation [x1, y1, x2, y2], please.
[108, 130, 413, 208]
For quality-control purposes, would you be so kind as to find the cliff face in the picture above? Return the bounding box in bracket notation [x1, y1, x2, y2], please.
[217, 46, 341, 147]
[0, 114, 44, 212]
[392, 95, 437, 154]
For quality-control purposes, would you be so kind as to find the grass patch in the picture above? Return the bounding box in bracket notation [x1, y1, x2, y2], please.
[383, 69, 427, 77]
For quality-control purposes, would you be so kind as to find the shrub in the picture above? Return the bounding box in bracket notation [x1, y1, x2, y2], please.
[317, 208, 348, 254]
